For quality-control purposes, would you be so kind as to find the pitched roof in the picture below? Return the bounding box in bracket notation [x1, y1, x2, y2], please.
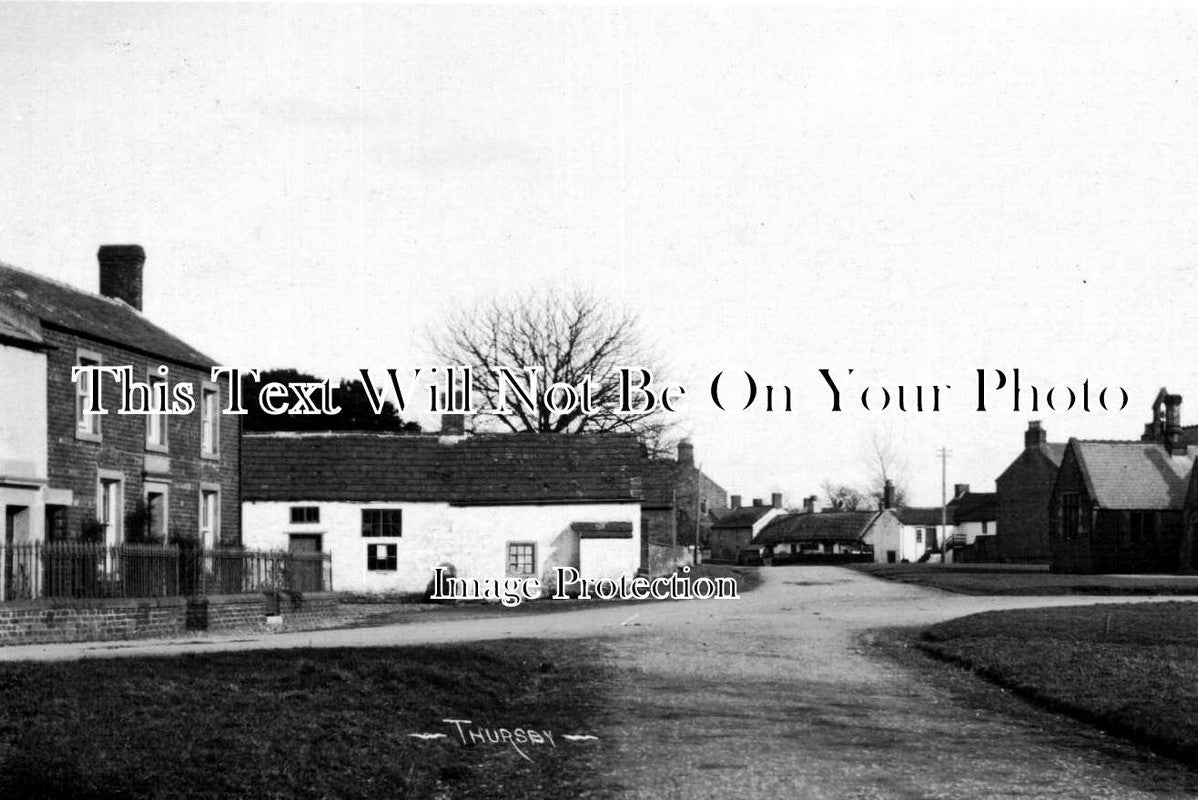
[710, 505, 776, 529]
[0, 261, 213, 368]
[638, 459, 678, 508]
[0, 302, 47, 350]
[242, 431, 647, 506]
[895, 506, 949, 526]
[1068, 439, 1195, 510]
[754, 511, 880, 546]
[948, 491, 997, 522]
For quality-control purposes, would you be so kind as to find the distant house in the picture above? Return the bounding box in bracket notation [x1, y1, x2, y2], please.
[996, 421, 1066, 563]
[241, 423, 646, 596]
[893, 506, 942, 562]
[639, 439, 727, 554]
[0, 247, 241, 553]
[1049, 436, 1194, 574]
[707, 495, 784, 562]
[752, 509, 903, 563]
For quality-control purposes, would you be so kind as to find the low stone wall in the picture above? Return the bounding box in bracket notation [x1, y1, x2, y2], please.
[0, 592, 343, 647]
[0, 596, 188, 646]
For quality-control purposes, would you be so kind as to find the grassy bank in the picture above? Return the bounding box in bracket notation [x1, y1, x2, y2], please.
[0, 640, 617, 800]
[919, 602, 1198, 765]
[854, 562, 1198, 596]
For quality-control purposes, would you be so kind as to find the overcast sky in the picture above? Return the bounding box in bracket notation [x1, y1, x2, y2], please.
[4, 5, 1198, 505]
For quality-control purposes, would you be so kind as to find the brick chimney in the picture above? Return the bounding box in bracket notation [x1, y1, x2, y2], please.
[802, 496, 816, 514]
[730, 495, 742, 509]
[751, 498, 763, 507]
[440, 413, 466, 436]
[771, 492, 783, 509]
[1024, 420, 1046, 450]
[954, 483, 970, 499]
[98, 245, 145, 311]
[677, 439, 694, 467]
[1164, 394, 1183, 454]
[881, 479, 895, 510]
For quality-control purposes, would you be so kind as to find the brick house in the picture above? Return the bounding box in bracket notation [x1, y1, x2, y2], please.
[241, 423, 645, 596]
[0, 246, 240, 550]
[996, 421, 1065, 563]
[707, 495, 784, 562]
[639, 439, 727, 554]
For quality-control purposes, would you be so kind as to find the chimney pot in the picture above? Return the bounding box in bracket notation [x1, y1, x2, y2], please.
[882, 479, 895, 510]
[802, 496, 815, 514]
[1165, 394, 1183, 453]
[1024, 420, 1047, 449]
[730, 495, 742, 509]
[751, 498, 763, 507]
[98, 244, 145, 311]
[677, 439, 694, 467]
[771, 492, 783, 509]
[440, 413, 466, 436]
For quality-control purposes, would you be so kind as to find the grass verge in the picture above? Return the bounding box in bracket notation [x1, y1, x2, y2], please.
[853, 562, 1198, 595]
[0, 639, 618, 800]
[917, 602, 1198, 766]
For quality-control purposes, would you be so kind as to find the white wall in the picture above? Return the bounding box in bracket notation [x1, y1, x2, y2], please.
[865, 514, 925, 563]
[242, 500, 641, 596]
[0, 344, 46, 482]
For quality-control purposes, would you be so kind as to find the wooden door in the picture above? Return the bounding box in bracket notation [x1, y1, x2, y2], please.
[288, 534, 323, 593]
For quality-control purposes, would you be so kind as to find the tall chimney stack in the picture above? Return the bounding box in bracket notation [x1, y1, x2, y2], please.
[882, 479, 895, 510]
[771, 492, 783, 509]
[730, 495, 742, 510]
[802, 496, 816, 514]
[1024, 420, 1046, 450]
[98, 245, 145, 311]
[677, 439, 694, 467]
[1165, 394, 1183, 453]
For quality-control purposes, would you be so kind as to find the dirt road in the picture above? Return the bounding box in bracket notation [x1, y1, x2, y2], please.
[3, 567, 1196, 798]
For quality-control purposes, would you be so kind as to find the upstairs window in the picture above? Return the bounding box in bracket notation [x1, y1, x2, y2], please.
[201, 385, 220, 457]
[146, 372, 168, 450]
[75, 352, 102, 439]
[290, 506, 320, 524]
[361, 509, 402, 537]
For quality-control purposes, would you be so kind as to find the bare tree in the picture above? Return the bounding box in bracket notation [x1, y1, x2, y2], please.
[861, 429, 909, 507]
[821, 481, 869, 511]
[429, 287, 674, 450]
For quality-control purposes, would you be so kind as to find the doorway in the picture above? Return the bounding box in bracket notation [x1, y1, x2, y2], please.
[288, 534, 323, 593]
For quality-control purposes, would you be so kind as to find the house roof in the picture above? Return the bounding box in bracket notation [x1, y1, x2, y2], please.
[895, 506, 949, 527]
[997, 441, 1066, 484]
[947, 492, 997, 522]
[0, 261, 214, 368]
[242, 431, 647, 506]
[1067, 439, 1195, 510]
[638, 459, 679, 508]
[754, 511, 881, 546]
[0, 302, 47, 350]
[710, 505, 777, 529]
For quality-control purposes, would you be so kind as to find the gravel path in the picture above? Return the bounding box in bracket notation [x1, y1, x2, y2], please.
[3, 566, 1196, 798]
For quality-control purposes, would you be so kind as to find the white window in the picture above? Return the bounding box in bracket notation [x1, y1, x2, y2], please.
[146, 372, 168, 450]
[98, 475, 123, 545]
[200, 488, 220, 549]
[201, 384, 220, 457]
[75, 351, 102, 439]
[507, 542, 536, 576]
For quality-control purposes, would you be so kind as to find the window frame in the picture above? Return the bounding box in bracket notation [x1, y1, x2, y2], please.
[199, 485, 221, 549]
[290, 506, 321, 525]
[361, 508, 403, 538]
[142, 481, 170, 543]
[96, 470, 124, 546]
[1061, 492, 1080, 540]
[366, 543, 398, 572]
[506, 541, 537, 577]
[75, 349, 103, 442]
[200, 382, 220, 459]
[145, 368, 169, 453]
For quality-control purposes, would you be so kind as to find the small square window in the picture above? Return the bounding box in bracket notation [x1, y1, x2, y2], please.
[362, 509, 402, 537]
[367, 543, 397, 571]
[290, 506, 320, 524]
[507, 543, 536, 576]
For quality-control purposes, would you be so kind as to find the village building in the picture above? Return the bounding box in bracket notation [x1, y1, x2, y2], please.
[707, 495, 785, 562]
[996, 421, 1066, 563]
[0, 247, 241, 552]
[893, 507, 942, 562]
[241, 422, 647, 596]
[752, 508, 904, 564]
[945, 485, 998, 561]
[639, 439, 727, 568]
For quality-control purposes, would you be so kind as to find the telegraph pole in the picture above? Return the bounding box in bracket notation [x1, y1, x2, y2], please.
[937, 447, 951, 562]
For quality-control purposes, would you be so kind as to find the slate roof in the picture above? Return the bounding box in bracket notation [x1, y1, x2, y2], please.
[754, 511, 881, 546]
[0, 302, 47, 350]
[948, 492, 997, 522]
[895, 506, 949, 527]
[710, 505, 776, 529]
[242, 431, 647, 506]
[0, 261, 213, 368]
[1068, 439, 1195, 510]
[639, 459, 679, 508]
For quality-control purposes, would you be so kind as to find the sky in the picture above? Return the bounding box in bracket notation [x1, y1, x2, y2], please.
[4, 5, 1198, 506]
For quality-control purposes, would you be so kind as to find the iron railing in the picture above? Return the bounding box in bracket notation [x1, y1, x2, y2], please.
[0, 543, 332, 603]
